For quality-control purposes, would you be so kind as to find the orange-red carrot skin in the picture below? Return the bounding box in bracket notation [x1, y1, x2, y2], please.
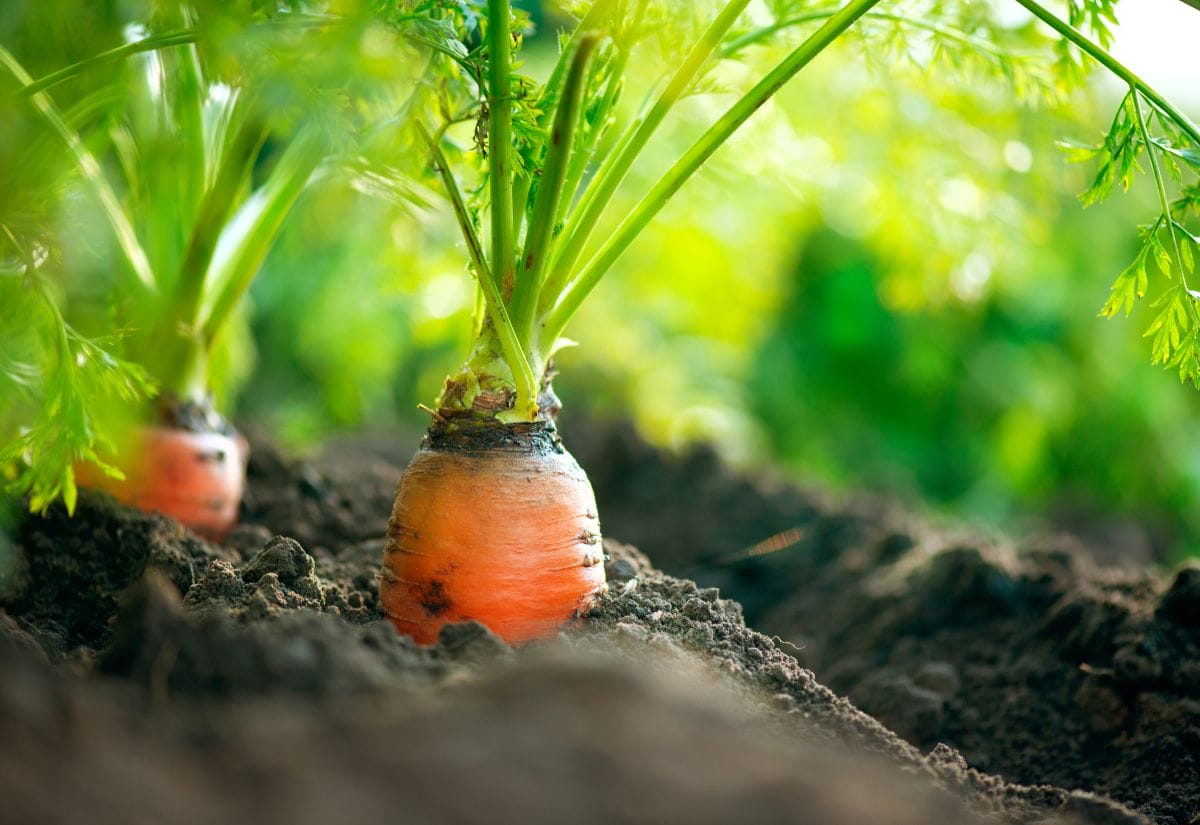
[75, 426, 247, 541]
[381, 444, 607, 645]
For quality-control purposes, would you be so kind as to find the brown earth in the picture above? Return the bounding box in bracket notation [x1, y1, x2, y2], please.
[0, 417, 1193, 824]
[569, 416, 1200, 825]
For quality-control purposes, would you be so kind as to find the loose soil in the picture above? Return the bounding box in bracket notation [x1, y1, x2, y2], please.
[0, 416, 1194, 824]
[568, 416, 1200, 825]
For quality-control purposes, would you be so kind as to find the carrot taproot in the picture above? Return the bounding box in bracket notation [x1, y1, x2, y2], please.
[75, 425, 248, 541]
[380, 424, 607, 645]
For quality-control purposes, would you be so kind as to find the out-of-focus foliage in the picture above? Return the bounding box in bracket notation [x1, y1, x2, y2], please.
[242, 2, 1200, 559]
[744, 218, 1200, 559]
[1, 0, 447, 511]
[1, 0, 158, 513]
[1084, 92, 1200, 385]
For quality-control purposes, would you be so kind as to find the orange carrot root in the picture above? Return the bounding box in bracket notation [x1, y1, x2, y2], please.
[76, 426, 248, 541]
[380, 431, 607, 645]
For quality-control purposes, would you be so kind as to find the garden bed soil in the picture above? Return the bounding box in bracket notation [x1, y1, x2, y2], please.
[0, 417, 1195, 824]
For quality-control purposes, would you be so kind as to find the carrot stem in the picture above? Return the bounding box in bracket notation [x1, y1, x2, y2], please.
[508, 35, 599, 345]
[487, 0, 515, 299]
[536, 0, 617, 123]
[542, 0, 882, 343]
[0, 46, 156, 295]
[13, 16, 341, 99]
[420, 124, 538, 416]
[539, 0, 753, 315]
[1012, 0, 1200, 148]
[198, 127, 323, 349]
[164, 114, 267, 340]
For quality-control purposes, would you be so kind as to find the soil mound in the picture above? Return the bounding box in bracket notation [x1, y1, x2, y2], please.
[569, 417, 1200, 825]
[0, 421, 1188, 823]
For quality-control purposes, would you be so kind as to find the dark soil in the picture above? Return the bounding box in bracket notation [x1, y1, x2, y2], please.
[0, 417, 1193, 824]
[568, 416, 1200, 825]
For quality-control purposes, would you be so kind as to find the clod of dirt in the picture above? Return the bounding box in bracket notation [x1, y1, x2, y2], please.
[1157, 564, 1200, 626]
[592, 542, 1144, 825]
[2, 491, 229, 656]
[184, 535, 377, 624]
[564, 420, 1199, 825]
[241, 536, 315, 585]
[101, 570, 456, 698]
[736, 535, 1199, 824]
[431, 619, 512, 664]
[0, 634, 1005, 825]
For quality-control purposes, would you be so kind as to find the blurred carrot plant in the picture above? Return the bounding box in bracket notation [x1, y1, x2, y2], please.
[0, 0, 453, 512]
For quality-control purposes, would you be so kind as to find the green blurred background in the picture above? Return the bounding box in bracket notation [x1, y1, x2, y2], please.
[244, 4, 1200, 562]
[5, 0, 1200, 561]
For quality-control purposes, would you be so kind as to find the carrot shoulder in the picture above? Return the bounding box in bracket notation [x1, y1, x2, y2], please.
[380, 427, 606, 645]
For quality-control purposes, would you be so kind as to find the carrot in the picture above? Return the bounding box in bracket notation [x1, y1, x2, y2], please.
[1, 23, 324, 525]
[75, 424, 248, 541]
[380, 424, 606, 645]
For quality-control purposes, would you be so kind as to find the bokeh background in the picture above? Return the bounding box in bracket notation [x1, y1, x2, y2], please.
[245, 1, 1200, 562]
[5, 0, 1200, 561]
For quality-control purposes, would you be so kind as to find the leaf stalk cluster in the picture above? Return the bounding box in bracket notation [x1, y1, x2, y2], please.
[426, 0, 884, 421]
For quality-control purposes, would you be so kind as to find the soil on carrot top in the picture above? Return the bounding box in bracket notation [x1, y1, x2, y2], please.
[0, 416, 1191, 824]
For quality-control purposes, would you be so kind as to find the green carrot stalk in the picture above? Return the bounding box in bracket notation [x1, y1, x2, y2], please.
[540, 0, 754, 311]
[487, 0, 516, 300]
[508, 34, 599, 344]
[542, 0, 882, 344]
